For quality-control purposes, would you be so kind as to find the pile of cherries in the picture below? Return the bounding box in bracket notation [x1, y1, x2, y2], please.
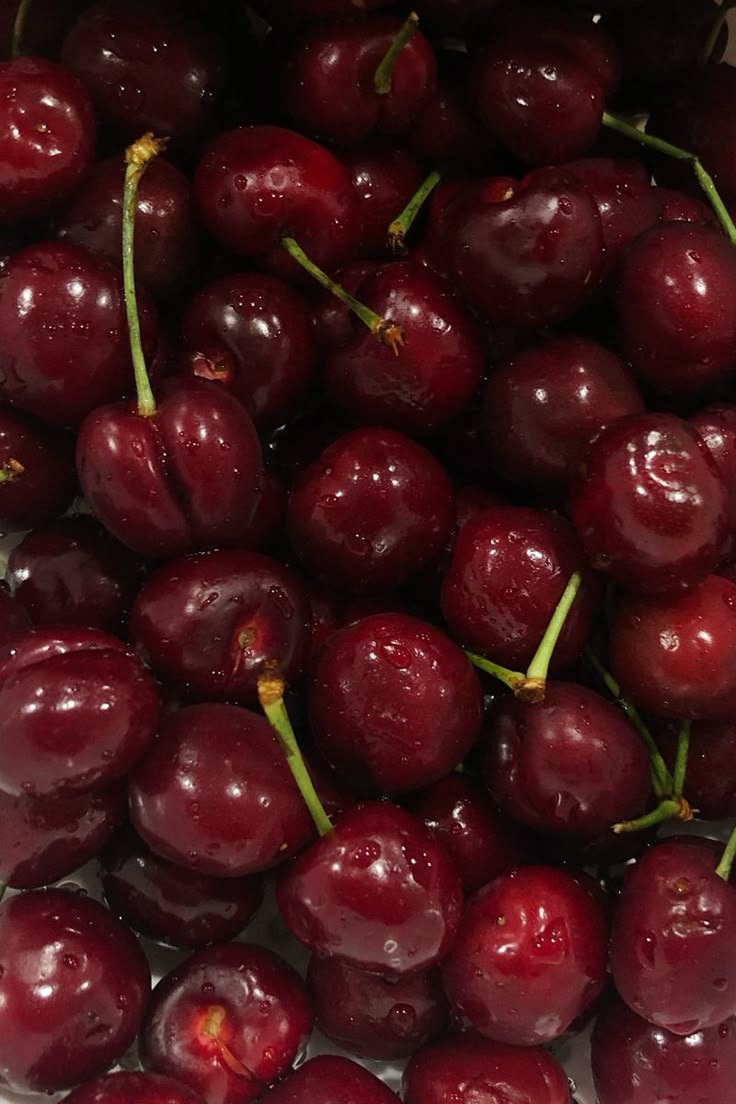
[4, 0, 736, 1102]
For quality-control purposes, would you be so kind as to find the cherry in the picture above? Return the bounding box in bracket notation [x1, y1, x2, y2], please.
[564, 157, 660, 266]
[5, 515, 142, 630]
[342, 144, 422, 258]
[277, 801, 463, 976]
[139, 942, 313, 1104]
[100, 826, 264, 949]
[309, 611, 482, 795]
[690, 402, 736, 556]
[0, 887, 150, 1095]
[592, 992, 736, 1104]
[656, 185, 718, 225]
[129, 549, 310, 704]
[62, 1071, 206, 1104]
[0, 584, 30, 645]
[482, 333, 643, 491]
[260, 1055, 399, 1104]
[0, 781, 125, 890]
[181, 272, 317, 430]
[610, 838, 736, 1034]
[129, 702, 315, 877]
[61, 0, 229, 143]
[288, 426, 454, 594]
[0, 407, 76, 531]
[402, 1033, 572, 1104]
[656, 718, 736, 819]
[307, 956, 448, 1059]
[0, 56, 94, 221]
[442, 865, 608, 1045]
[311, 260, 381, 350]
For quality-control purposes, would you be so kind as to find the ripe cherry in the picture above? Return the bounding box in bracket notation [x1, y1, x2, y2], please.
[690, 402, 736, 556]
[656, 718, 736, 819]
[565, 157, 659, 267]
[0, 407, 76, 531]
[342, 144, 422, 258]
[62, 1071, 206, 1104]
[0, 585, 30, 645]
[260, 1055, 399, 1104]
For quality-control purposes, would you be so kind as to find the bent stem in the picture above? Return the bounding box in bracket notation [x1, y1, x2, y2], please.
[281, 235, 404, 353]
[463, 650, 530, 697]
[122, 132, 167, 417]
[374, 11, 419, 95]
[257, 665, 333, 838]
[613, 795, 693, 835]
[11, 0, 32, 58]
[388, 169, 441, 255]
[672, 719, 691, 799]
[716, 825, 736, 881]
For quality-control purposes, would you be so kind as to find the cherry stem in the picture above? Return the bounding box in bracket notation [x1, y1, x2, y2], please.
[585, 646, 673, 799]
[672, 719, 691, 799]
[601, 111, 736, 245]
[257, 666, 333, 838]
[11, 0, 31, 58]
[202, 1006, 255, 1081]
[463, 650, 531, 697]
[374, 11, 419, 95]
[388, 169, 442, 255]
[0, 459, 24, 483]
[701, 0, 736, 65]
[716, 826, 736, 881]
[613, 795, 693, 835]
[281, 235, 404, 354]
[122, 133, 166, 417]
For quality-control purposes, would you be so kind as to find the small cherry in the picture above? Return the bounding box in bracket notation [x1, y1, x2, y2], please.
[690, 401, 736, 556]
[0, 407, 76, 531]
[342, 143, 422, 258]
[656, 186, 717, 225]
[564, 157, 660, 267]
[259, 1055, 399, 1104]
[62, 1071, 206, 1104]
[655, 717, 736, 820]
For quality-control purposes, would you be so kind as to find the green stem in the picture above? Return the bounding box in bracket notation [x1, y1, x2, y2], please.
[463, 650, 531, 697]
[11, 0, 32, 58]
[122, 133, 165, 417]
[281, 235, 404, 354]
[601, 110, 736, 245]
[0, 459, 24, 482]
[672, 719, 691, 799]
[613, 796, 692, 835]
[701, 0, 736, 65]
[388, 169, 441, 255]
[257, 667, 333, 838]
[524, 572, 581, 691]
[374, 11, 419, 95]
[716, 825, 736, 881]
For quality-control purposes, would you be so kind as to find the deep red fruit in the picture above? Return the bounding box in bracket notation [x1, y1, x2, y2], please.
[0, 585, 30, 645]
[610, 839, 736, 1034]
[129, 703, 314, 877]
[656, 186, 717, 225]
[139, 943, 313, 1104]
[690, 402, 736, 556]
[564, 158, 659, 266]
[0, 407, 76, 531]
[260, 1055, 399, 1104]
[0, 56, 94, 220]
[442, 866, 608, 1045]
[62, 1071, 206, 1104]
[0, 625, 159, 799]
[129, 549, 310, 703]
[277, 801, 464, 976]
[0, 888, 150, 1095]
[402, 1033, 572, 1104]
[656, 718, 736, 819]
[343, 144, 421, 257]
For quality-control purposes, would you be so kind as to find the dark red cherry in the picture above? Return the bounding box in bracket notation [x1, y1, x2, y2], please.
[311, 260, 380, 350]
[0, 625, 159, 799]
[129, 703, 314, 877]
[407, 63, 492, 173]
[610, 839, 736, 1034]
[63, 1071, 206, 1104]
[482, 334, 643, 491]
[690, 402, 736, 555]
[0, 887, 150, 1095]
[56, 154, 199, 299]
[0, 407, 76, 530]
[239, 469, 287, 553]
[0, 584, 31, 645]
[0, 781, 125, 890]
[309, 612, 482, 796]
[402, 1033, 572, 1104]
[61, 0, 229, 142]
[260, 1055, 399, 1104]
[5, 515, 141, 630]
[139, 942, 313, 1104]
[194, 126, 359, 279]
[277, 801, 464, 976]
[564, 158, 659, 266]
[342, 144, 422, 258]
[0, 241, 160, 429]
[181, 273, 316, 430]
[100, 826, 264, 948]
[288, 426, 454, 595]
[0, 56, 94, 221]
[592, 993, 736, 1104]
[656, 186, 718, 225]
[129, 549, 310, 704]
[442, 866, 608, 1045]
[656, 718, 736, 819]
[440, 506, 597, 671]
[609, 574, 736, 720]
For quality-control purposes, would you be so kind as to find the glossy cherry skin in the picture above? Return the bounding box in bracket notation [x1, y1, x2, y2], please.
[342, 144, 421, 258]
[181, 272, 316, 430]
[656, 186, 717, 225]
[656, 718, 736, 819]
[260, 1055, 399, 1104]
[0, 888, 150, 1095]
[0, 625, 159, 799]
[592, 993, 736, 1104]
[56, 154, 199, 299]
[6, 515, 141, 630]
[194, 126, 359, 279]
[61, 0, 229, 142]
[129, 703, 314, 877]
[482, 334, 643, 491]
[616, 223, 736, 395]
[140, 942, 313, 1104]
[402, 1033, 572, 1104]
[438, 168, 605, 327]
[101, 826, 264, 948]
[0, 407, 76, 530]
[483, 682, 651, 839]
[63, 1071, 206, 1104]
[609, 574, 736, 720]
[0, 241, 160, 429]
[565, 157, 659, 267]
[570, 413, 729, 594]
[288, 427, 454, 595]
[325, 262, 484, 435]
[309, 612, 482, 796]
[442, 866, 608, 1045]
[0, 781, 125, 889]
[440, 506, 597, 671]
[690, 402, 736, 556]
[277, 801, 464, 976]
[610, 839, 736, 1035]
[0, 56, 94, 221]
[129, 549, 310, 704]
